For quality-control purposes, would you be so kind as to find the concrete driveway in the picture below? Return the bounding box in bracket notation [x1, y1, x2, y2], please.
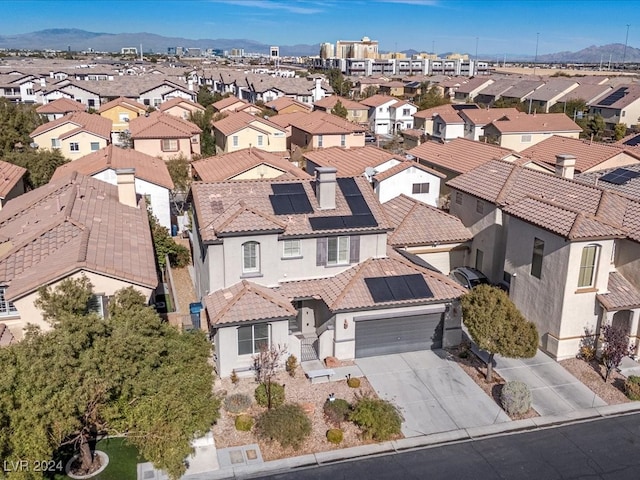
[490, 350, 607, 415]
[356, 350, 510, 438]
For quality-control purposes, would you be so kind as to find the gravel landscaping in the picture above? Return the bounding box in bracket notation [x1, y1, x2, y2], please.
[560, 357, 630, 405]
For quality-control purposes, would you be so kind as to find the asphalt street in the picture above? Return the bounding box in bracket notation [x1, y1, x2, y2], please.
[258, 413, 640, 480]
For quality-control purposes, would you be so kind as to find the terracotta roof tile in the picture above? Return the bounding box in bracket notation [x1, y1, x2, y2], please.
[577, 164, 640, 201]
[289, 110, 366, 135]
[458, 107, 520, 125]
[268, 111, 311, 128]
[97, 96, 146, 114]
[313, 96, 368, 111]
[0, 161, 26, 199]
[129, 111, 201, 139]
[212, 111, 286, 137]
[30, 111, 112, 140]
[598, 272, 640, 311]
[266, 97, 312, 112]
[359, 94, 399, 108]
[212, 95, 248, 111]
[413, 104, 460, 120]
[36, 97, 85, 114]
[486, 112, 582, 134]
[158, 96, 205, 113]
[303, 146, 402, 177]
[373, 161, 445, 182]
[591, 84, 640, 109]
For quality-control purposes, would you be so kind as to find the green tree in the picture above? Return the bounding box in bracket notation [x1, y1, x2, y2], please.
[0, 97, 44, 154]
[149, 212, 191, 270]
[614, 122, 627, 141]
[0, 284, 220, 480]
[326, 69, 351, 97]
[583, 114, 606, 141]
[549, 98, 586, 120]
[362, 85, 378, 99]
[166, 154, 191, 215]
[417, 85, 450, 111]
[34, 275, 94, 324]
[197, 87, 216, 109]
[461, 285, 538, 381]
[189, 108, 215, 156]
[3, 148, 69, 188]
[331, 99, 348, 119]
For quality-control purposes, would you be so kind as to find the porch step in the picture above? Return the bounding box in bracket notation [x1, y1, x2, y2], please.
[300, 335, 319, 362]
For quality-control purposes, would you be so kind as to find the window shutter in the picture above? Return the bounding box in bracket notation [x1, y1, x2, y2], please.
[349, 235, 360, 263]
[316, 237, 327, 266]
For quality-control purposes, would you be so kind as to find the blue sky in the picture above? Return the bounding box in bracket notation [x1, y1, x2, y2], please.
[2, 0, 639, 55]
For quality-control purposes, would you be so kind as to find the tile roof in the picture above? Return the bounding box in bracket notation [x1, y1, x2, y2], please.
[189, 175, 392, 242]
[458, 107, 521, 125]
[267, 111, 311, 128]
[384, 195, 472, 246]
[129, 111, 201, 139]
[204, 280, 297, 325]
[0, 323, 14, 347]
[212, 95, 248, 111]
[597, 272, 640, 311]
[0, 172, 157, 300]
[373, 160, 445, 182]
[454, 77, 494, 94]
[434, 110, 464, 124]
[97, 96, 146, 114]
[485, 112, 582, 134]
[525, 79, 579, 102]
[575, 163, 640, 200]
[50, 145, 174, 189]
[500, 80, 545, 99]
[0, 161, 26, 199]
[212, 110, 286, 137]
[313, 96, 368, 111]
[555, 83, 612, 105]
[475, 78, 518, 97]
[266, 97, 312, 112]
[520, 135, 640, 173]
[359, 94, 399, 108]
[158, 96, 205, 113]
[407, 138, 515, 174]
[413, 104, 460, 120]
[30, 111, 112, 141]
[275, 250, 466, 312]
[303, 145, 402, 176]
[192, 148, 310, 182]
[289, 110, 366, 135]
[447, 159, 640, 242]
[591, 84, 640, 109]
[36, 97, 86, 114]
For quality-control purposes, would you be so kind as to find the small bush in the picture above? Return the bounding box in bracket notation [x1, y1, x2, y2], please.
[286, 355, 298, 378]
[256, 404, 312, 449]
[326, 428, 344, 444]
[323, 398, 351, 426]
[224, 393, 252, 414]
[625, 375, 640, 401]
[347, 377, 361, 388]
[255, 382, 285, 408]
[501, 381, 532, 416]
[578, 345, 596, 362]
[230, 369, 239, 385]
[235, 414, 254, 431]
[349, 395, 403, 441]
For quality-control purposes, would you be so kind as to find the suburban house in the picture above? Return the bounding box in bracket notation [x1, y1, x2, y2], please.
[97, 96, 147, 142]
[36, 97, 85, 121]
[212, 111, 287, 154]
[212, 95, 262, 115]
[137, 80, 196, 107]
[158, 96, 206, 120]
[0, 172, 157, 340]
[191, 148, 309, 182]
[383, 194, 472, 275]
[524, 79, 579, 113]
[431, 110, 466, 142]
[289, 110, 366, 150]
[452, 77, 495, 103]
[589, 85, 640, 129]
[50, 145, 174, 230]
[520, 135, 640, 173]
[458, 107, 521, 141]
[390, 100, 418, 132]
[554, 83, 612, 110]
[413, 104, 479, 136]
[379, 80, 406, 97]
[189, 171, 466, 376]
[129, 111, 202, 160]
[265, 97, 312, 115]
[473, 78, 518, 105]
[313, 96, 369, 126]
[0, 160, 27, 209]
[30, 111, 112, 159]
[575, 163, 640, 200]
[447, 155, 640, 360]
[482, 112, 582, 151]
[498, 79, 545, 104]
[360, 94, 402, 135]
[303, 145, 444, 206]
[268, 111, 312, 151]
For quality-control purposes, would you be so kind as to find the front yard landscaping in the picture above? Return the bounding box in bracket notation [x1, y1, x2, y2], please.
[212, 362, 403, 461]
[560, 357, 631, 405]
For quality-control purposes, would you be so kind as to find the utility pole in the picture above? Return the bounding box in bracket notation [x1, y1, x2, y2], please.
[533, 33, 540, 77]
[474, 36, 479, 76]
[622, 24, 631, 69]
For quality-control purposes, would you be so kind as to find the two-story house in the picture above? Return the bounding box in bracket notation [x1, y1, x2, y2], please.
[360, 94, 401, 135]
[36, 97, 86, 121]
[158, 97, 206, 120]
[589, 85, 640, 129]
[289, 110, 366, 150]
[313, 96, 369, 126]
[189, 170, 466, 376]
[212, 111, 287, 154]
[97, 96, 147, 143]
[129, 111, 202, 160]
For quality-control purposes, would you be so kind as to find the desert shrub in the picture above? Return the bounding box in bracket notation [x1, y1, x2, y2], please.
[326, 428, 344, 444]
[347, 377, 361, 388]
[255, 383, 285, 408]
[224, 393, 252, 414]
[230, 369, 239, 385]
[286, 355, 298, 377]
[235, 414, 254, 431]
[625, 375, 640, 401]
[501, 381, 532, 416]
[578, 345, 596, 362]
[323, 398, 351, 426]
[349, 395, 403, 441]
[256, 404, 312, 449]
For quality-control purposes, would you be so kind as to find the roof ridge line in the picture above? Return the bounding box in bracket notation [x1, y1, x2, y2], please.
[212, 281, 250, 324]
[388, 200, 420, 244]
[328, 258, 372, 310]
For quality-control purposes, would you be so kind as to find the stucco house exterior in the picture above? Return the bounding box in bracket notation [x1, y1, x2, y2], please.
[129, 111, 202, 160]
[158, 97, 206, 120]
[36, 97, 86, 121]
[50, 145, 174, 230]
[0, 161, 27, 209]
[266, 97, 312, 115]
[458, 107, 520, 142]
[360, 94, 416, 135]
[313, 96, 369, 126]
[289, 110, 366, 150]
[97, 96, 147, 142]
[212, 111, 287, 154]
[0, 172, 157, 340]
[447, 155, 640, 360]
[189, 171, 465, 377]
[588, 84, 640, 129]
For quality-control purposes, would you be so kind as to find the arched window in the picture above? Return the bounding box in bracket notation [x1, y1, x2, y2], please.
[242, 241, 260, 274]
[578, 244, 599, 288]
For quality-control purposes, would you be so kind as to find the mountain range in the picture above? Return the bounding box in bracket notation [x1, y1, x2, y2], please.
[1, 29, 639, 63]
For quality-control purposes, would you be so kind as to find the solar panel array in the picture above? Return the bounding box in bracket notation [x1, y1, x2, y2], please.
[364, 274, 433, 303]
[598, 87, 628, 106]
[599, 168, 640, 185]
[269, 183, 314, 215]
[624, 135, 640, 146]
[309, 178, 378, 231]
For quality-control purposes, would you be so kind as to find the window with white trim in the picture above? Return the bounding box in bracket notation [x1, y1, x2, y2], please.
[327, 236, 349, 265]
[90, 142, 100, 151]
[257, 135, 263, 147]
[242, 241, 260, 273]
[70, 142, 79, 152]
[283, 239, 301, 258]
[0, 287, 17, 317]
[412, 183, 430, 194]
[578, 244, 599, 288]
[161, 139, 178, 151]
[51, 138, 61, 149]
[232, 135, 239, 147]
[237, 323, 269, 355]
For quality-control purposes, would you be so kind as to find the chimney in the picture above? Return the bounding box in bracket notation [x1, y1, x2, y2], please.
[555, 154, 576, 180]
[315, 166, 337, 210]
[115, 168, 137, 207]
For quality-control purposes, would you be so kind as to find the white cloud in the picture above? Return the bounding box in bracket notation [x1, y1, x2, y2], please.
[212, 0, 323, 14]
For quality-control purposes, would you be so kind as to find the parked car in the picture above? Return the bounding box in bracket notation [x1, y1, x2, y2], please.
[365, 132, 376, 143]
[450, 267, 490, 289]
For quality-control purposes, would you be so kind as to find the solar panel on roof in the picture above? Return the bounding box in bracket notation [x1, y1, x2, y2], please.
[346, 214, 378, 228]
[289, 194, 314, 214]
[272, 183, 305, 195]
[365, 274, 433, 303]
[269, 183, 314, 215]
[337, 178, 361, 196]
[599, 168, 640, 185]
[346, 195, 370, 215]
[386, 276, 414, 300]
[405, 274, 433, 298]
[309, 216, 346, 230]
[598, 87, 628, 106]
[624, 135, 640, 146]
[365, 277, 396, 303]
[269, 195, 294, 215]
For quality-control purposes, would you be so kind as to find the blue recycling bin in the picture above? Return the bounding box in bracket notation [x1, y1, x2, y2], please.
[189, 302, 202, 330]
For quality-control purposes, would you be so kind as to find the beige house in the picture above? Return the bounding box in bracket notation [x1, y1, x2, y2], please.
[289, 110, 366, 150]
[36, 97, 86, 121]
[265, 97, 312, 115]
[129, 111, 202, 160]
[589, 84, 640, 129]
[482, 112, 582, 152]
[212, 111, 287, 154]
[313, 96, 369, 125]
[212, 95, 251, 114]
[0, 172, 157, 340]
[158, 97, 206, 120]
[0, 161, 26, 208]
[97, 97, 147, 140]
[30, 111, 112, 160]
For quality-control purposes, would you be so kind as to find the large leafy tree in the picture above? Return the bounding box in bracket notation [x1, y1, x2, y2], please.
[189, 108, 215, 157]
[0, 280, 220, 480]
[0, 98, 44, 154]
[582, 114, 606, 141]
[331, 99, 348, 119]
[196, 87, 216, 109]
[166, 154, 192, 215]
[149, 212, 190, 270]
[417, 85, 450, 111]
[461, 285, 538, 381]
